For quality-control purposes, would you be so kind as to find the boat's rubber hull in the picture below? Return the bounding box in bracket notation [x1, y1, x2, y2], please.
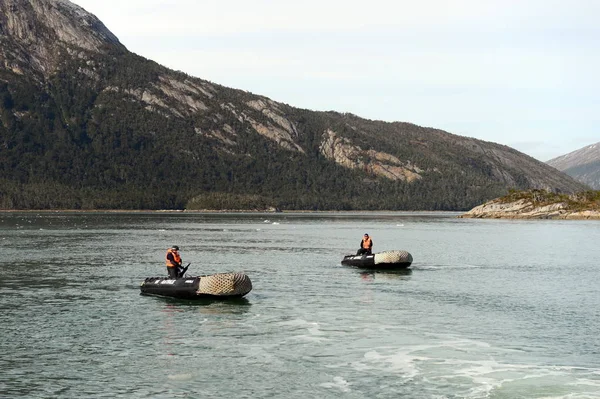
[341, 250, 413, 269]
[140, 272, 252, 299]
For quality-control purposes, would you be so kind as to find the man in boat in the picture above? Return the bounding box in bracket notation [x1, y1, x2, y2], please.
[166, 245, 183, 278]
[357, 233, 373, 255]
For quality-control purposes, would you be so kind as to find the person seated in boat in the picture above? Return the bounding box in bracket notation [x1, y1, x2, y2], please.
[166, 245, 183, 278]
[357, 233, 373, 255]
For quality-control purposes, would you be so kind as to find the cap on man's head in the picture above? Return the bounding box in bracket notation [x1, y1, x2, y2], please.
[171, 245, 179, 250]
[364, 233, 369, 236]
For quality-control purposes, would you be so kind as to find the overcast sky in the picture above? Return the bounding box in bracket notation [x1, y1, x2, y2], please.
[72, 0, 599, 162]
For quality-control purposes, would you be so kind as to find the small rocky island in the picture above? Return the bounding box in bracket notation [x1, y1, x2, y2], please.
[460, 189, 600, 219]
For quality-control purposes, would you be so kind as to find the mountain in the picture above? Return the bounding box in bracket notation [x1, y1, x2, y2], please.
[0, 0, 589, 210]
[547, 142, 600, 190]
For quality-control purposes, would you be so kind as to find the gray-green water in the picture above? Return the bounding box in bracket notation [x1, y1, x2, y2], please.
[1, 212, 599, 398]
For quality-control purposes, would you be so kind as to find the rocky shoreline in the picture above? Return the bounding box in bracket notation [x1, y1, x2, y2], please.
[460, 198, 600, 219]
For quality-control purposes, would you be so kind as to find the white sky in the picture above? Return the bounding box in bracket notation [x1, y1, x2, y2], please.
[72, 0, 600, 162]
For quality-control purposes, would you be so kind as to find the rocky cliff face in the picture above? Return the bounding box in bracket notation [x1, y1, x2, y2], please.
[547, 142, 600, 189]
[0, 0, 123, 76]
[548, 142, 600, 170]
[319, 129, 423, 182]
[460, 198, 600, 219]
[460, 190, 600, 219]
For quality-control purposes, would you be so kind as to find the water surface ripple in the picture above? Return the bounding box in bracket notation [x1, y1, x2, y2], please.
[1, 212, 599, 398]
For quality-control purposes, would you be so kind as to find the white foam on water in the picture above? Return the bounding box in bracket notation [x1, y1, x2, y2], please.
[538, 393, 600, 399]
[348, 336, 600, 397]
[307, 323, 323, 336]
[320, 376, 351, 392]
[279, 318, 314, 327]
[289, 334, 329, 343]
[279, 319, 324, 333]
[278, 319, 329, 342]
[538, 396, 589, 399]
[167, 373, 193, 381]
[356, 349, 425, 379]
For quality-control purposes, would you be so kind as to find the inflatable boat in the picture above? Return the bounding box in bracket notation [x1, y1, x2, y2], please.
[140, 271, 252, 299]
[341, 250, 413, 269]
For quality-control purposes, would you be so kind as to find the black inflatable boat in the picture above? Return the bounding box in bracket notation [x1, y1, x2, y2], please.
[341, 250, 413, 269]
[140, 271, 252, 299]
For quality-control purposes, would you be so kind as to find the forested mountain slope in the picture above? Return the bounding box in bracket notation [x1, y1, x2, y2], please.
[0, 0, 588, 210]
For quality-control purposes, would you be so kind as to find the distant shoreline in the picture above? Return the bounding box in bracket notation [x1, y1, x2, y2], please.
[460, 190, 600, 220]
[0, 209, 461, 214]
[460, 212, 600, 220]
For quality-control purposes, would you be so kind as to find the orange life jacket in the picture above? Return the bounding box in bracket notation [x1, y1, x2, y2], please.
[362, 237, 372, 249]
[166, 248, 181, 268]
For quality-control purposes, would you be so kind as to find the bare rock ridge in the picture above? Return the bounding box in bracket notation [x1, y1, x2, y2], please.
[1, 0, 121, 49]
[461, 190, 600, 219]
[548, 142, 600, 170]
[319, 129, 423, 182]
[0, 0, 123, 76]
[547, 142, 600, 189]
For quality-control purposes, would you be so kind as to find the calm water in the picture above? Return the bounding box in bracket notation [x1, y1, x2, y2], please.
[1, 212, 599, 399]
